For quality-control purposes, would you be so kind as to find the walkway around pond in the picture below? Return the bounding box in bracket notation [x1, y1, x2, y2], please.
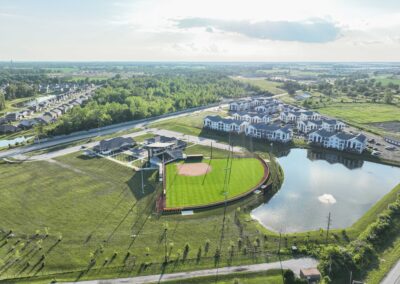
[381, 260, 400, 284]
[63, 257, 318, 284]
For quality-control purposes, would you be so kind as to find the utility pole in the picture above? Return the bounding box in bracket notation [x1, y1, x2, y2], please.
[326, 212, 332, 243]
[164, 226, 168, 263]
[141, 169, 144, 195]
[278, 230, 284, 283]
[210, 141, 212, 160]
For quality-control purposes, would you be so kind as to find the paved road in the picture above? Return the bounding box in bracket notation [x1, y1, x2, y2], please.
[0, 103, 225, 159]
[381, 260, 400, 284]
[64, 258, 318, 284]
[24, 128, 243, 161]
[151, 129, 244, 153]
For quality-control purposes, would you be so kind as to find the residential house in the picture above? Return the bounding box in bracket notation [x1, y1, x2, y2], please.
[18, 119, 38, 129]
[5, 112, 23, 122]
[254, 102, 280, 114]
[321, 119, 346, 132]
[308, 130, 366, 154]
[297, 120, 323, 133]
[36, 115, 55, 125]
[0, 124, 20, 133]
[50, 109, 62, 117]
[245, 123, 293, 143]
[299, 111, 321, 121]
[229, 99, 251, 111]
[280, 111, 302, 123]
[204, 115, 249, 133]
[232, 112, 270, 124]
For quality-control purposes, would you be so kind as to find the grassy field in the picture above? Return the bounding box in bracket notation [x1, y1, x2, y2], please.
[316, 103, 400, 124]
[232, 77, 285, 95]
[151, 110, 226, 137]
[373, 75, 400, 86]
[0, 151, 290, 283]
[184, 144, 232, 159]
[1, 123, 399, 283]
[165, 157, 266, 208]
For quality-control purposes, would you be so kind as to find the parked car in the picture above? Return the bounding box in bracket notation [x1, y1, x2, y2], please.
[371, 151, 381, 156]
[376, 142, 382, 146]
[367, 138, 375, 143]
[385, 146, 396, 151]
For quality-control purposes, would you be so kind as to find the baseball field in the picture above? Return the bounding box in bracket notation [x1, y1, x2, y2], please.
[165, 157, 268, 208]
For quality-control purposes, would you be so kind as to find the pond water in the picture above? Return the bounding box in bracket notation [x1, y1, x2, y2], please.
[251, 148, 400, 233]
[0, 136, 34, 148]
[24, 95, 56, 107]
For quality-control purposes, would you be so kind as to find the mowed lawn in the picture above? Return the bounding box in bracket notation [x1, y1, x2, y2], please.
[166, 158, 266, 208]
[317, 103, 400, 124]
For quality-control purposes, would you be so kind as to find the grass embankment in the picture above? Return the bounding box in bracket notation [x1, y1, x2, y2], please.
[361, 183, 400, 283]
[166, 158, 265, 208]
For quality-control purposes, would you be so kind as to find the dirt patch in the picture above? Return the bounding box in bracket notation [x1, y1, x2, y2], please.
[47, 159, 85, 174]
[177, 162, 212, 176]
[370, 121, 400, 133]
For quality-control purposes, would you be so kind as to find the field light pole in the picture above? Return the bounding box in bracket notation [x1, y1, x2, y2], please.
[141, 169, 144, 195]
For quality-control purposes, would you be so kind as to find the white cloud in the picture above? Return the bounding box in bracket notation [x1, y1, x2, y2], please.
[0, 0, 399, 61]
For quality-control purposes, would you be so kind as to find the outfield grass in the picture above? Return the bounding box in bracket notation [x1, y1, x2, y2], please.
[165, 157, 266, 208]
[184, 144, 232, 159]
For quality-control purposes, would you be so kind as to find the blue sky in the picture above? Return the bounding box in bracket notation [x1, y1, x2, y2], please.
[1, 0, 400, 61]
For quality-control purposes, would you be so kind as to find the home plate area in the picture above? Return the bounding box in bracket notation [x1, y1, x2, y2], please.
[176, 162, 212, 176]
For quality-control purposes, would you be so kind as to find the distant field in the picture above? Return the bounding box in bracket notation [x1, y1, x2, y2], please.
[316, 103, 400, 124]
[165, 157, 266, 208]
[373, 75, 400, 86]
[233, 77, 285, 95]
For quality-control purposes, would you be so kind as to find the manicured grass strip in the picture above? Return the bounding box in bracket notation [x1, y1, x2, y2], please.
[163, 269, 284, 284]
[166, 157, 265, 208]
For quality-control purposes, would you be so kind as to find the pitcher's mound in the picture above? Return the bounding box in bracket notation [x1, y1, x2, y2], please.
[177, 162, 212, 176]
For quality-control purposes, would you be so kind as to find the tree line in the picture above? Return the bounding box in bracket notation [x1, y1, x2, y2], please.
[50, 74, 259, 135]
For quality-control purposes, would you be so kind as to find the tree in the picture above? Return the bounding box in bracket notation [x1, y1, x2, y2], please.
[384, 92, 394, 104]
[0, 91, 5, 110]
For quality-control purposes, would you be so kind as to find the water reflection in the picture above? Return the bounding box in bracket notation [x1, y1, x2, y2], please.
[251, 148, 400, 232]
[307, 149, 364, 169]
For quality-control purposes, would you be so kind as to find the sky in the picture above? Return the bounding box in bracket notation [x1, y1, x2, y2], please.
[1, 0, 400, 61]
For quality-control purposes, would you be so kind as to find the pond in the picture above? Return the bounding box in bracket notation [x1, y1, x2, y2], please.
[0, 136, 34, 148]
[251, 148, 400, 233]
